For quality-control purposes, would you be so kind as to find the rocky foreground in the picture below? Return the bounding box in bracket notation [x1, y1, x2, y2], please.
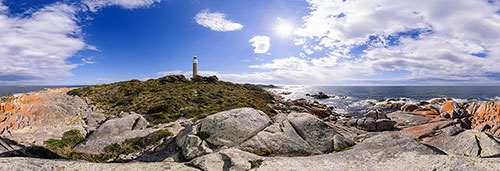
[1, 88, 500, 170]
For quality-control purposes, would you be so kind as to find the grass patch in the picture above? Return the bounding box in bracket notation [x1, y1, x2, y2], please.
[331, 146, 352, 153]
[248, 148, 273, 156]
[195, 131, 210, 140]
[67, 75, 276, 124]
[249, 159, 264, 169]
[40, 129, 173, 163]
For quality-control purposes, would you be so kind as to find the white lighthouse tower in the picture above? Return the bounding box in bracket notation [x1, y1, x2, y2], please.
[193, 56, 198, 79]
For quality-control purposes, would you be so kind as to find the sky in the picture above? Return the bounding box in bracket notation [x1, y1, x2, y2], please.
[1, 0, 500, 86]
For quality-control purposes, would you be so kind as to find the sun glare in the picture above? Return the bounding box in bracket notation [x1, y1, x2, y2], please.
[275, 19, 294, 37]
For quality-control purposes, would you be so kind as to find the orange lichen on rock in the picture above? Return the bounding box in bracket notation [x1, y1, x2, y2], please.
[0, 88, 81, 134]
[399, 120, 455, 139]
[413, 106, 440, 118]
[467, 101, 500, 136]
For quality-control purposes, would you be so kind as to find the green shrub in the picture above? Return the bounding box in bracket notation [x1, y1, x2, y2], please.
[248, 148, 273, 156]
[67, 75, 276, 124]
[249, 159, 264, 169]
[195, 131, 210, 140]
[44, 129, 85, 151]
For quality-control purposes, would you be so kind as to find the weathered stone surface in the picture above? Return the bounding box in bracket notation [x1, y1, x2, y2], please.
[239, 114, 321, 156]
[198, 108, 271, 147]
[74, 112, 157, 154]
[387, 111, 434, 127]
[445, 126, 464, 136]
[376, 119, 396, 131]
[364, 110, 387, 120]
[400, 104, 420, 112]
[176, 108, 271, 160]
[413, 106, 440, 118]
[398, 120, 456, 139]
[0, 88, 101, 145]
[287, 113, 354, 153]
[0, 157, 199, 171]
[439, 101, 467, 119]
[425, 130, 500, 157]
[0, 137, 22, 155]
[189, 148, 261, 171]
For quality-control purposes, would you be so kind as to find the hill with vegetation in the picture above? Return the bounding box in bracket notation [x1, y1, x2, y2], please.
[67, 75, 276, 124]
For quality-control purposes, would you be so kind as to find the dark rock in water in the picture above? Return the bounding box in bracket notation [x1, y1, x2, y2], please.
[306, 92, 330, 99]
[425, 130, 500, 157]
[417, 101, 430, 106]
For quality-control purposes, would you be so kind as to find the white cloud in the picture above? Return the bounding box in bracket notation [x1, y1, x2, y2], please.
[237, 0, 500, 85]
[82, 57, 97, 64]
[0, 2, 84, 83]
[249, 36, 271, 54]
[83, 0, 161, 12]
[194, 10, 243, 32]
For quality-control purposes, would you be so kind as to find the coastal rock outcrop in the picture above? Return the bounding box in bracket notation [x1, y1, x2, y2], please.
[340, 110, 396, 131]
[189, 148, 261, 171]
[0, 88, 102, 145]
[424, 129, 500, 157]
[306, 92, 330, 99]
[175, 108, 271, 160]
[272, 98, 339, 119]
[439, 101, 467, 119]
[466, 101, 500, 137]
[175, 108, 355, 160]
[74, 112, 158, 154]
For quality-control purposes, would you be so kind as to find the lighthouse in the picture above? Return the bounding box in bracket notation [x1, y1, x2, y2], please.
[193, 56, 198, 79]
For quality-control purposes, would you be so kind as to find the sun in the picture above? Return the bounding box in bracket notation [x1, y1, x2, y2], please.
[275, 19, 294, 37]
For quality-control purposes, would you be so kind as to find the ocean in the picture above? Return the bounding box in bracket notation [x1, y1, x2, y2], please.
[268, 86, 500, 117]
[0, 86, 83, 98]
[3, 85, 500, 117]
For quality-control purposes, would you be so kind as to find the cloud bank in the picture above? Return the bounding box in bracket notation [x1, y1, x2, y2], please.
[249, 36, 271, 54]
[194, 10, 243, 32]
[236, 0, 500, 85]
[0, 0, 161, 84]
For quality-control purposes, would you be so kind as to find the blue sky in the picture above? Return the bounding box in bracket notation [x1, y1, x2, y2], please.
[1, 0, 500, 85]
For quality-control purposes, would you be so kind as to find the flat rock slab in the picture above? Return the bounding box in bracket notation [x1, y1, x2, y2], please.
[74, 112, 157, 154]
[387, 111, 434, 127]
[239, 114, 322, 155]
[425, 130, 500, 157]
[397, 120, 456, 139]
[198, 108, 271, 147]
[256, 152, 500, 171]
[189, 148, 261, 171]
[0, 157, 198, 171]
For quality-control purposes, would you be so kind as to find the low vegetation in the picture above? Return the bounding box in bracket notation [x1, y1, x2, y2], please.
[249, 159, 264, 169]
[67, 75, 276, 124]
[41, 129, 173, 162]
[248, 148, 273, 156]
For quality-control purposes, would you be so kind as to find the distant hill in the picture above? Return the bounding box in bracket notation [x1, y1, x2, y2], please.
[67, 75, 276, 124]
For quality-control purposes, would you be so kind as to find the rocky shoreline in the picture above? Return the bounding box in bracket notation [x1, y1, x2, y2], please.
[0, 88, 500, 170]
